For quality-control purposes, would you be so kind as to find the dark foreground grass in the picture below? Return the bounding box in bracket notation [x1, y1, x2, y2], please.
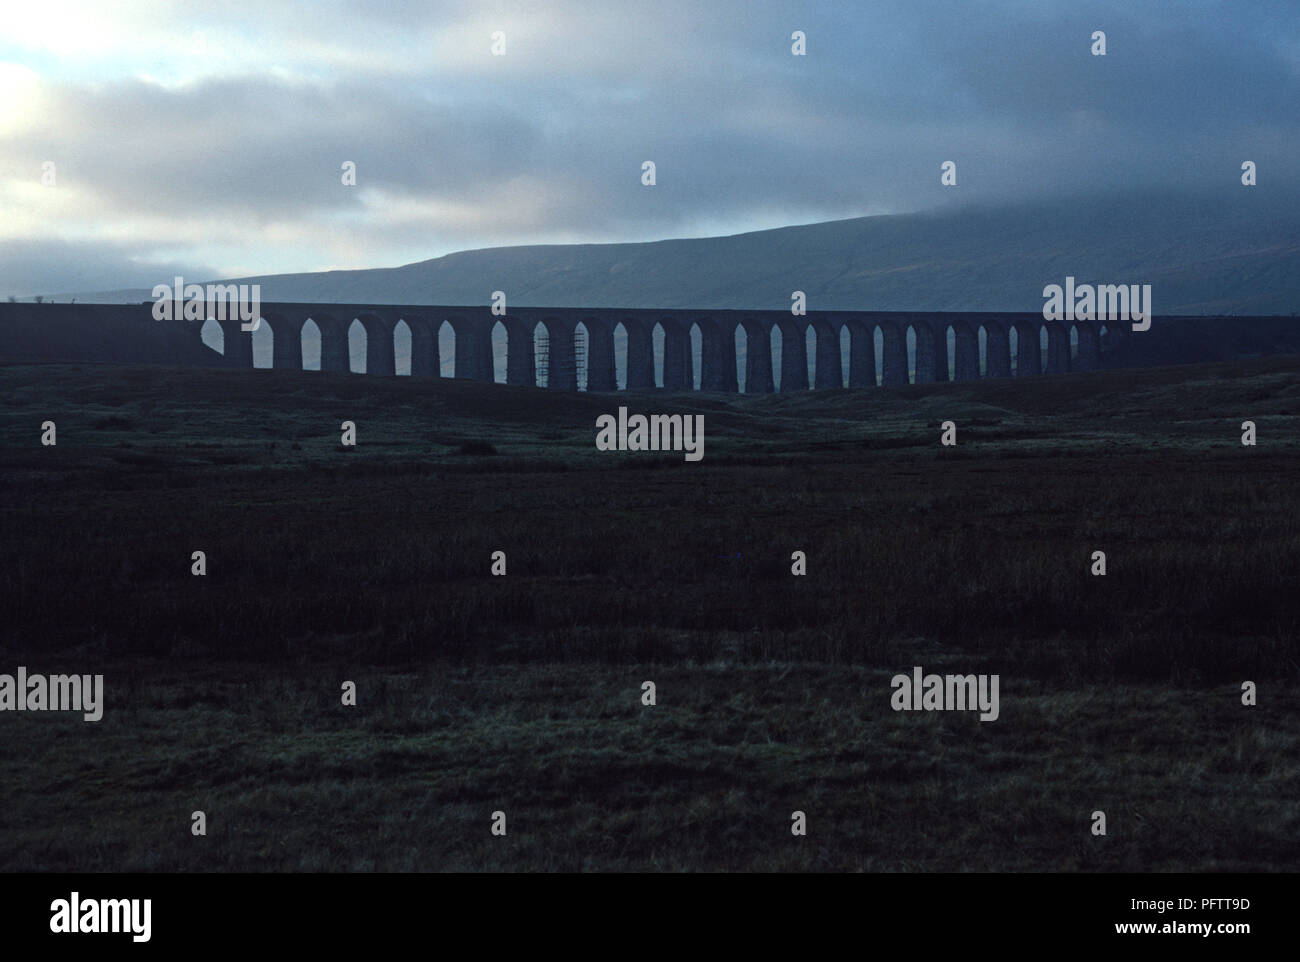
[3, 664, 1296, 872]
[1, 359, 1298, 870]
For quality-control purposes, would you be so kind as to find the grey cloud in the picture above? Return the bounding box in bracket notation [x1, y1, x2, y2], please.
[0, 239, 219, 299]
[4, 0, 1298, 292]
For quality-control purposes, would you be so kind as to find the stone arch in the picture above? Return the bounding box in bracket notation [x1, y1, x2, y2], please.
[1074, 321, 1101, 371]
[575, 320, 590, 391]
[1011, 319, 1040, 377]
[393, 319, 412, 376]
[880, 323, 907, 386]
[695, 316, 736, 392]
[203, 315, 253, 367]
[301, 318, 322, 370]
[845, 319, 874, 388]
[984, 320, 1011, 378]
[950, 320, 979, 381]
[733, 322, 748, 393]
[304, 314, 346, 372]
[805, 318, 840, 389]
[540, 315, 578, 390]
[805, 325, 818, 388]
[499, 317, 531, 385]
[438, 320, 455, 378]
[839, 325, 852, 387]
[491, 320, 508, 383]
[613, 321, 630, 390]
[769, 323, 783, 391]
[533, 320, 551, 388]
[449, 315, 493, 382]
[200, 317, 223, 354]
[263, 313, 302, 371]
[1042, 320, 1069, 374]
[250, 315, 272, 369]
[689, 321, 703, 390]
[905, 323, 939, 384]
[658, 317, 690, 391]
[402, 316, 437, 378]
[741, 317, 773, 393]
[776, 319, 808, 392]
[351, 312, 393, 376]
[911, 321, 943, 383]
[584, 318, 617, 391]
[527, 316, 579, 390]
[623, 317, 654, 391]
[347, 319, 366, 373]
[652, 321, 666, 388]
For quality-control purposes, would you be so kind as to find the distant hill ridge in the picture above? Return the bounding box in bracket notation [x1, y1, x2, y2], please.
[54, 189, 1300, 316]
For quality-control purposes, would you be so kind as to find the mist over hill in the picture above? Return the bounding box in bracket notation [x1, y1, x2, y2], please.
[58, 190, 1300, 316]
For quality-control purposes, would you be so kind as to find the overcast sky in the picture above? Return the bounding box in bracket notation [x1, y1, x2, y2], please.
[1, 0, 1297, 297]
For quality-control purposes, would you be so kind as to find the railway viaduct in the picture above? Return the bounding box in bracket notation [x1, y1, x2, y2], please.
[191, 303, 1116, 390]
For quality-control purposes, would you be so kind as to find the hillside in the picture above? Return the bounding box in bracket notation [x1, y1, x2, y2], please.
[54, 190, 1300, 316]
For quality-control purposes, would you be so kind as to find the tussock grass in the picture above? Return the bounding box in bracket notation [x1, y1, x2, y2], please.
[1, 359, 1297, 870]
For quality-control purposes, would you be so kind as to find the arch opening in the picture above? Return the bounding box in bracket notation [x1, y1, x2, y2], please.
[575, 321, 590, 391]
[652, 322, 666, 389]
[438, 320, 455, 378]
[734, 324, 748, 393]
[200, 318, 223, 354]
[839, 326, 851, 387]
[394, 320, 411, 376]
[251, 317, 272, 368]
[532, 321, 549, 388]
[614, 322, 629, 391]
[491, 320, 508, 383]
[769, 326, 782, 391]
[347, 319, 366, 373]
[301, 318, 321, 370]
[689, 323, 703, 391]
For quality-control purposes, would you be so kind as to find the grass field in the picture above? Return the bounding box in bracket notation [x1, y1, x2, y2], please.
[1, 358, 1298, 871]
